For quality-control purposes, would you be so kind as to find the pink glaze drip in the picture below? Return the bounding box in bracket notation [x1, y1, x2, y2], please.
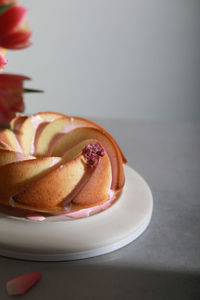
[13, 119, 26, 153]
[58, 196, 115, 219]
[62, 166, 94, 207]
[108, 189, 115, 198]
[0, 152, 35, 165]
[3, 186, 117, 220]
[30, 115, 43, 154]
[9, 197, 15, 207]
[33, 122, 49, 154]
[0, 132, 22, 153]
[30, 116, 56, 154]
[60, 165, 115, 219]
[14, 152, 35, 162]
[31, 115, 43, 129]
[25, 214, 46, 221]
[49, 157, 60, 167]
[0, 201, 47, 219]
[14, 139, 23, 153]
[107, 161, 114, 198]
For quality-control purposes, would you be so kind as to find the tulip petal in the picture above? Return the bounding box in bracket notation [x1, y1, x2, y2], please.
[0, 4, 27, 38]
[0, 4, 32, 49]
[0, 1, 15, 5]
[1, 30, 32, 49]
[0, 50, 7, 71]
[0, 3, 13, 16]
[6, 272, 42, 295]
[0, 73, 30, 89]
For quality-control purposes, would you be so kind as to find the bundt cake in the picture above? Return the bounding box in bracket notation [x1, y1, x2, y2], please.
[0, 112, 126, 219]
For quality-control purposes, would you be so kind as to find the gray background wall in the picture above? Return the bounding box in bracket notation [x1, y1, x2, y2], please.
[6, 0, 200, 120]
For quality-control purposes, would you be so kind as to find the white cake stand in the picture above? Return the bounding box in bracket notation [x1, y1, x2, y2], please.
[0, 165, 153, 261]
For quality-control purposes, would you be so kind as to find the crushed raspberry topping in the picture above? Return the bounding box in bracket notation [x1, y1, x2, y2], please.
[82, 143, 105, 167]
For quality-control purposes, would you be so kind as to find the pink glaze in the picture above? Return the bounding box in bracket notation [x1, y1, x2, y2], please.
[108, 189, 115, 199]
[14, 138, 23, 153]
[25, 214, 46, 221]
[30, 116, 57, 154]
[14, 152, 35, 163]
[70, 117, 74, 124]
[46, 124, 87, 157]
[49, 157, 61, 167]
[62, 166, 94, 207]
[107, 161, 114, 198]
[0, 151, 35, 165]
[58, 196, 114, 219]
[1, 195, 115, 221]
[13, 117, 27, 153]
[0, 201, 45, 218]
[30, 115, 43, 129]
[2, 188, 117, 221]
[0, 132, 22, 153]
[30, 115, 43, 154]
[33, 122, 49, 153]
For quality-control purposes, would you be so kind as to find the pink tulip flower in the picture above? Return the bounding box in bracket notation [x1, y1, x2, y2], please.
[0, 1, 15, 4]
[0, 4, 32, 50]
[0, 73, 30, 126]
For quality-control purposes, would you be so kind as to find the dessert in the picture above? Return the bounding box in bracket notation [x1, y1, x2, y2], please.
[0, 112, 126, 219]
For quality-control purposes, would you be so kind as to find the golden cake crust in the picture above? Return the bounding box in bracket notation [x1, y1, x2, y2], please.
[0, 112, 126, 216]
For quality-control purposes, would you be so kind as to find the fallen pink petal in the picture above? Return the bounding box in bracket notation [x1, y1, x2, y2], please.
[6, 272, 42, 296]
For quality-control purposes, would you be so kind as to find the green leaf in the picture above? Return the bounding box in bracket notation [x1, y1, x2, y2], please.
[0, 124, 11, 130]
[0, 3, 13, 15]
[0, 142, 5, 148]
[24, 88, 44, 93]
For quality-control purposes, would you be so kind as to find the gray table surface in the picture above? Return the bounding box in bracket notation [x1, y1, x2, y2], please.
[0, 119, 199, 299]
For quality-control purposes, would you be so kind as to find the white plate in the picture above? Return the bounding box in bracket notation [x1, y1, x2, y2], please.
[0, 165, 153, 261]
